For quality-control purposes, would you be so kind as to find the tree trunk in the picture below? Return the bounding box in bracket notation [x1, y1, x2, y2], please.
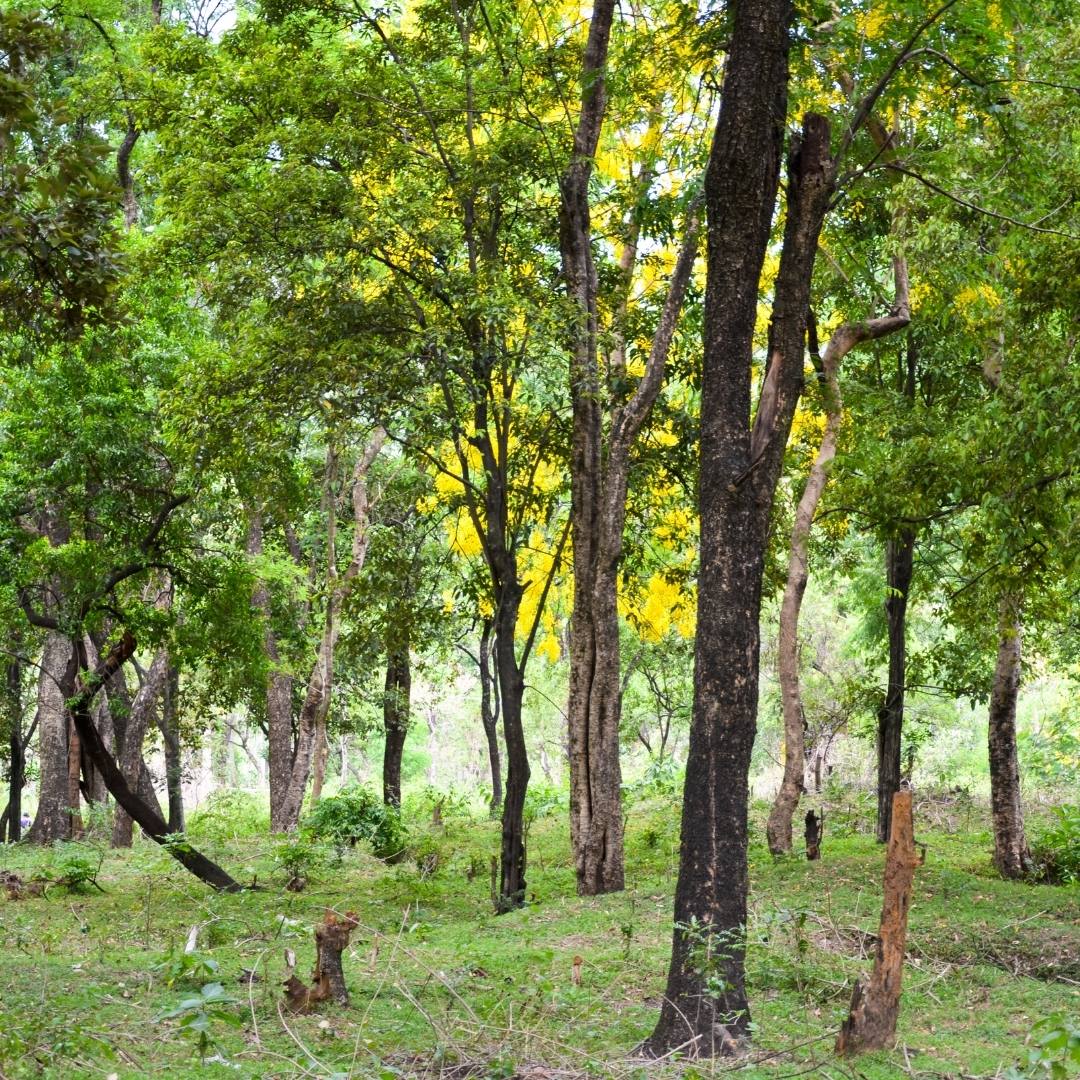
[67, 632, 241, 890]
[642, 25, 836, 1047]
[27, 632, 76, 844]
[159, 662, 184, 833]
[275, 431, 385, 832]
[988, 593, 1031, 878]
[6, 659, 24, 843]
[248, 516, 296, 833]
[767, 259, 911, 854]
[877, 530, 914, 843]
[112, 649, 169, 847]
[837, 789, 919, 1054]
[478, 620, 503, 819]
[310, 715, 329, 805]
[382, 645, 411, 808]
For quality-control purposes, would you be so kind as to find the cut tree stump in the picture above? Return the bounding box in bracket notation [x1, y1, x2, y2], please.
[836, 789, 920, 1055]
[284, 909, 359, 1012]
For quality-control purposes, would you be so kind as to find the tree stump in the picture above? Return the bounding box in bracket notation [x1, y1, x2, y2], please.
[284, 909, 359, 1012]
[836, 789, 919, 1055]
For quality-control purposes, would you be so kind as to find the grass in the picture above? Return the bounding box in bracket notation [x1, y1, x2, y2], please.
[0, 790, 1076, 1079]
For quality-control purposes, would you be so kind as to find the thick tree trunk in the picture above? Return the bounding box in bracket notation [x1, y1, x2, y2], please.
[877, 530, 914, 843]
[837, 789, 919, 1054]
[988, 593, 1031, 878]
[6, 660, 24, 843]
[27, 633, 76, 844]
[767, 259, 910, 854]
[478, 620, 503, 819]
[159, 662, 185, 833]
[382, 645, 411, 808]
[112, 649, 169, 847]
[642, 27, 836, 1047]
[67, 633, 241, 890]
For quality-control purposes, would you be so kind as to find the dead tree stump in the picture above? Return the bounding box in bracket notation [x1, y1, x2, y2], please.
[805, 810, 823, 860]
[836, 789, 919, 1055]
[284, 909, 359, 1012]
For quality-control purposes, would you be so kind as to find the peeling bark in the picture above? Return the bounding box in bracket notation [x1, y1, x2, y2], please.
[27, 633, 75, 844]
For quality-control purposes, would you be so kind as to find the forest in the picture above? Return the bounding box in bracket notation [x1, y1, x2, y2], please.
[0, 0, 1077, 1075]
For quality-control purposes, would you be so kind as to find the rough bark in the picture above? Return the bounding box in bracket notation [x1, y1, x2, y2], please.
[68, 633, 241, 890]
[642, 36, 836, 1051]
[274, 429, 385, 832]
[284, 910, 359, 1012]
[877, 529, 914, 843]
[478, 620, 503, 819]
[157, 662, 184, 833]
[988, 593, 1031, 878]
[27, 633, 76, 844]
[248, 516, 296, 833]
[767, 258, 910, 854]
[381, 645, 411, 808]
[837, 789, 919, 1054]
[112, 649, 169, 847]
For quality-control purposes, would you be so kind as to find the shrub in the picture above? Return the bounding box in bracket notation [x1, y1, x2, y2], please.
[1030, 805, 1080, 885]
[272, 836, 329, 891]
[187, 791, 270, 843]
[304, 786, 408, 861]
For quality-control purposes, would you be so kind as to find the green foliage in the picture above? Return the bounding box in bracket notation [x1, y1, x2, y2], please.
[305, 785, 407, 861]
[271, 835, 328, 887]
[1030, 806, 1080, 886]
[158, 982, 242, 1063]
[1009, 1014, 1080, 1080]
[187, 791, 270, 843]
[41, 842, 104, 893]
[153, 948, 221, 988]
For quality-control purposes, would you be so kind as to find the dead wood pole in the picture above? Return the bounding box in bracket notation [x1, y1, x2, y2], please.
[836, 788, 920, 1055]
[284, 910, 359, 1011]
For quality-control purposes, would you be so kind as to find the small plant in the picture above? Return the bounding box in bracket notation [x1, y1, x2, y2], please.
[1007, 1013, 1080, 1079]
[1030, 805, 1080, 885]
[158, 982, 242, 1063]
[272, 836, 328, 891]
[410, 834, 443, 878]
[187, 791, 270, 842]
[305, 785, 408, 861]
[43, 843, 105, 893]
[153, 948, 221, 988]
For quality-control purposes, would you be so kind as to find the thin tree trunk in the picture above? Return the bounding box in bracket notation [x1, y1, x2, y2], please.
[68, 633, 240, 890]
[6, 659, 24, 843]
[837, 789, 919, 1054]
[988, 593, 1031, 878]
[767, 259, 910, 854]
[877, 530, 914, 843]
[310, 718, 329, 805]
[112, 649, 169, 847]
[247, 516, 296, 832]
[382, 645, 411, 808]
[479, 620, 503, 819]
[27, 632, 75, 844]
[642, 42, 836, 1049]
[159, 662, 184, 833]
[495, 587, 528, 911]
[276, 430, 385, 832]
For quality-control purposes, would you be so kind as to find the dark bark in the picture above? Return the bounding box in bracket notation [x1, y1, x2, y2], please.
[6, 660, 24, 843]
[381, 644, 411, 808]
[877, 530, 915, 844]
[988, 593, 1031, 878]
[805, 810, 823, 860]
[68, 633, 241, 890]
[642, 19, 836, 1049]
[479, 620, 503, 818]
[112, 649, 169, 847]
[158, 662, 184, 833]
[27, 633, 76, 844]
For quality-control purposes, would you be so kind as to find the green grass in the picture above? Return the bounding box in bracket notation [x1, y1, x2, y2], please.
[0, 794, 1076, 1079]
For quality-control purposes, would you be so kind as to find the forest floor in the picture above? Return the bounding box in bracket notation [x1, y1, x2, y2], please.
[0, 789, 1076, 1080]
